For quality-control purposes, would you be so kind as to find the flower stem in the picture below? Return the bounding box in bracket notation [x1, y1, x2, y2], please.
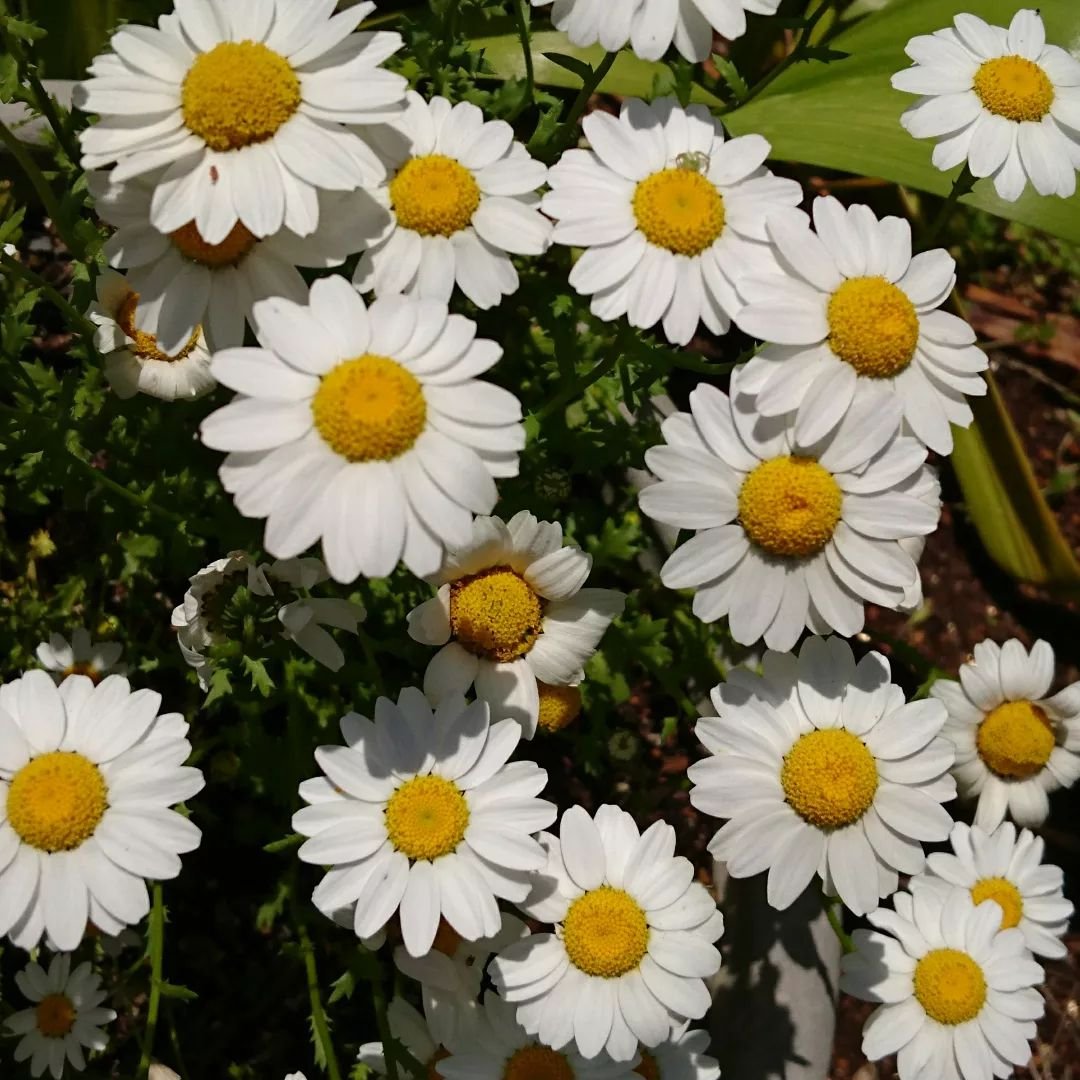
[538, 50, 619, 161]
[297, 918, 343, 1080]
[508, 0, 535, 120]
[137, 883, 166, 1078]
[370, 965, 427, 1078]
[923, 163, 976, 248]
[1, 251, 100, 346]
[824, 895, 856, 954]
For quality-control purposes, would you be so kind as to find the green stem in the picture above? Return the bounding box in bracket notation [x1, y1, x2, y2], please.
[536, 349, 620, 420]
[509, 0, 535, 119]
[923, 163, 976, 248]
[297, 920, 343, 1080]
[1, 251, 100, 346]
[539, 50, 619, 160]
[66, 450, 186, 524]
[824, 896, 856, 954]
[137, 883, 165, 1078]
[370, 969, 426, 1079]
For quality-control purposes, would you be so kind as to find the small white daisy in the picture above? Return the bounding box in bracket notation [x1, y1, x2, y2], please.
[637, 1022, 721, 1080]
[892, 8, 1080, 201]
[931, 637, 1080, 831]
[690, 636, 955, 915]
[294, 687, 556, 957]
[88, 268, 215, 401]
[918, 821, 1073, 959]
[406, 512, 625, 739]
[76, 0, 407, 240]
[543, 97, 803, 346]
[638, 371, 940, 650]
[735, 195, 989, 454]
[355, 92, 551, 309]
[358, 995, 472, 1078]
[0, 671, 204, 950]
[491, 804, 725, 1062]
[201, 278, 525, 583]
[841, 884, 1045, 1080]
[6, 954, 116, 1079]
[36, 629, 125, 685]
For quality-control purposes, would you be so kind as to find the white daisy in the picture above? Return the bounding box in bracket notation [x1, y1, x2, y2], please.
[6, 954, 116, 1079]
[734, 195, 989, 454]
[88, 268, 215, 401]
[490, 804, 725, 1062]
[530, 0, 782, 61]
[841, 884, 1045, 1080]
[931, 637, 1080, 831]
[293, 687, 556, 957]
[0, 671, 204, 951]
[637, 1022, 721, 1080]
[200, 278, 525, 583]
[543, 97, 803, 346]
[891, 8, 1080, 201]
[406, 512, 626, 739]
[354, 92, 551, 310]
[36, 629, 125, 685]
[76, 0, 407, 240]
[637, 371, 940, 650]
[358, 996, 472, 1078]
[919, 821, 1073, 959]
[689, 636, 955, 915]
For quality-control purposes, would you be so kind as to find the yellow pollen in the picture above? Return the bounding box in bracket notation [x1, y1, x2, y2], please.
[827, 276, 919, 378]
[502, 1044, 575, 1080]
[633, 168, 726, 256]
[35, 994, 77, 1039]
[390, 155, 481, 237]
[169, 219, 258, 268]
[974, 55, 1055, 122]
[312, 355, 427, 462]
[781, 729, 878, 829]
[562, 886, 649, 978]
[971, 877, 1024, 929]
[738, 456, 843, 559]
[635, 1052, 661, 1080]
[7, 751, 108, 853]
[116, 291, 201, 362]
[61, 661, 103, 683]
[537, 682, 582, 734]
[976, 700, 1055, 780]
[913, 948, 987, 1025]
[181, 40, 300, 151]
[449, 567, 544, 663]
[431, 918, 464, 958]
[384, 775, 469, 861]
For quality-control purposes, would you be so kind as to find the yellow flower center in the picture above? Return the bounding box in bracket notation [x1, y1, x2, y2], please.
[390, 155, 481, 238]
[913, 948, 987, 1025]
[384, 775, 469, 861]
[502, 1045, 575, 1080]
[7, 751, 108, 853]
[116, 291, 201, 362]
[562, 886, 649, 978]
[35, 994, 77, 1038]
[827, 276, 919, 378]
[971, 876, 1024, 930]
[781, 729, 878, 829]
[431, 917, 464, 957]
[738, 456, 843, 559]
[181, 40, 300, 151]
[61, 661, 103, 683]
[537, 682, 582, 734]
[973, 55, 1055, 123]
[633, 168, 726, 256]
[635, 1052, 661, 1080]
[976, 700, 1055, 779]
[170, 219, 258, 268]
[449, 567, 544, 663]
[312, 355, 427, 462]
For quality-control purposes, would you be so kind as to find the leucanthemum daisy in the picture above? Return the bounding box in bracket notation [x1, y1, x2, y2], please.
[690, 636, 955, 915]
[919, 821, 1072, 959]
[6, 954, 116, 1079]
[354, 92, 551, 309]
[36, 629, 125, 685]
[931, 637, 1080, 831]
[358, 996, 471, 1078]
[0, 671, 204, 950]
[638, 371, 940, 649]
[406, 512, 625, 738]
[891, 8, 1080, 201]
[201, 279, 525, 583]
[543, 97, 803, 346]
[490, 804, 725, 1062]
[636, 1022, 721, 1080]
[76, 0, 407, 240]
[294, 687, 556, 957]
[841, 885, 1045, 1080]
[735, 196, 988, 454]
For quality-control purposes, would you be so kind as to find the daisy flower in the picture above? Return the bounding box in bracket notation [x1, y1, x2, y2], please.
[931, 637, 1080, 830]
[637, 1023, 721, 1080]
[0, 670, 204, 951]
[491, 804, 725, 1062]
[891, 8, 1080, 201]
[201, 278, 525, 583]
[76, 0, 407, 240]
[406, 512, 625, 738]
[690, 636, 955, 915]
[919, 821, 1072, 959]
[543, 97, 803, 346]
[294, 687, 556, 957]
[841, 885, 1045, 1080]
[88, 268, 215, 401]
[36, 629, 125, 685]
[354, 93, 551, 309]
[537, 683, 584, 734]
[735, 196, 988, 455]
[358, 996, 471, 1078]
[637, 371, 940, 650]
[6, 954, 116, 1079]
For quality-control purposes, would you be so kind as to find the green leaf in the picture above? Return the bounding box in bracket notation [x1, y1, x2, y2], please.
[159, 982, 199, 1002]
[542, 51, 593, 82]
[242, 655, 275, 697]
[1, 16, 47, 42]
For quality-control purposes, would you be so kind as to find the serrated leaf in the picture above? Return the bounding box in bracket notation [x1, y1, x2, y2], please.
[204, 666, 233, 707]
[242, 655, 275, 697]
[2, 16, 47, 41]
